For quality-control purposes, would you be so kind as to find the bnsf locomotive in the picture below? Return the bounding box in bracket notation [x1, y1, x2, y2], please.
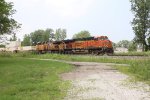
[36, 36, 114, 55]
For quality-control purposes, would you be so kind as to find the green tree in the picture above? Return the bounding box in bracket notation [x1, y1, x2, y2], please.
[61, 29, 67, 40]
[117, 40, 130, 48]
[10, 33, 17, 41]
[112, 42, 117, 50]
[22, 34, 31, 46]
[0, 0, 20, 35]
[130, 0, 150, 51]
[29, 28, 54, 45]
[128, 41, 137, 51]
[54, 28, 66, 41]
[0, 44, 5, 48]
[0, 35, 8, 44]
[42, 28, 54, 41]
[148, 37, 150, 50]
[73, 30, 91, 39]
[30, 30, 44, 45]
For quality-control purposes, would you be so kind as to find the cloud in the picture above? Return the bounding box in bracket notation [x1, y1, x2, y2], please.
[5, 0, 96, 39]
[44, 0, 95, 18]
[6, 0, 95, 18]
[7, 0, 95, 18]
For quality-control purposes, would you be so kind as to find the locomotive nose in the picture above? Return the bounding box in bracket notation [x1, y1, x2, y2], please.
[104, 40, 112, 48]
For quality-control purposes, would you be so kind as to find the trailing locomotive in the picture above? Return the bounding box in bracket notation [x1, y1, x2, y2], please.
[36, 36, 114, 55]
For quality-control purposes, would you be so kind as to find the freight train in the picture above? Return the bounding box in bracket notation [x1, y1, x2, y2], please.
[36, 36, 114, 55]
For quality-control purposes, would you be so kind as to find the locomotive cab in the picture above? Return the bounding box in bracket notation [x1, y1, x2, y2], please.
[96, 36, 108, 40]
[95, 36, 114, 54]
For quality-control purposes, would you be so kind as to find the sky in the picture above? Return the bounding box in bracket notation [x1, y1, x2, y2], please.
[6, 0, 134, 43]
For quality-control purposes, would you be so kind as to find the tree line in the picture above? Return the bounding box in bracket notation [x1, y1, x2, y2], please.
[113, 40, 138, 52]
[22, 29, 91, 46]
[22, 28, 66, 46]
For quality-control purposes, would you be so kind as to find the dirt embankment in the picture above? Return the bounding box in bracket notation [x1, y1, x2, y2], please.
[62, 62, 150, 100]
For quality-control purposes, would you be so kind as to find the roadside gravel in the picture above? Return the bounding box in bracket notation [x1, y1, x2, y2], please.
[62, 62, 150, 100]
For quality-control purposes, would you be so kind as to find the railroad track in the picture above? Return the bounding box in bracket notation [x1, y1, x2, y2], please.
[34, 51, 150, 59]
[66, 53, 149, 57]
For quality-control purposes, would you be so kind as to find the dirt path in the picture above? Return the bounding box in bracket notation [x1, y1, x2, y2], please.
[29, 58, 150, 100]
[61, 62, 150, 100]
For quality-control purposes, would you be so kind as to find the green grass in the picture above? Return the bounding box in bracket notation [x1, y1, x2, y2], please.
[25, 53, 150, 83]
[24, 53, 134, 64]
[114, 51, 150, 56]
[113, 60, 150, 84]
[0, 57, 73, 100]
[0, 52, 150, 99]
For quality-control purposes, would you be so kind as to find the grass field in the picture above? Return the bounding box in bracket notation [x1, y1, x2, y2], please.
[0, 57, 73, 100]
[25, 53, 150, 84]
[0, 52, 150, 99]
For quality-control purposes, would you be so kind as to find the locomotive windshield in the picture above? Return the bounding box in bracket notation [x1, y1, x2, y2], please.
[104, 37, 108, 40]
[98, 36, 108, 40]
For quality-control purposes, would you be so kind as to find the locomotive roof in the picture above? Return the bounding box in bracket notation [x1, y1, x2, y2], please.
[52, 37, 96, 43]
[73, 37, 95, 41]
[53, 41, 62, 44]
[61, 37, 95, 43]
[36, 36, 108, 45]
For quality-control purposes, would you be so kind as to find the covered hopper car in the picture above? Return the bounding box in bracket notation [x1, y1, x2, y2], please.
[36, 36, 114, 55]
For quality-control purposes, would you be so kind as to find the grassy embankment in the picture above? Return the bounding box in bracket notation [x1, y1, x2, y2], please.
[16, 52, 150, 84]
[0, 56, 73, 100]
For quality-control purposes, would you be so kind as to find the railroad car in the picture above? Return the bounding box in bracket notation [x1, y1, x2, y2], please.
[36, 36, 114, 55]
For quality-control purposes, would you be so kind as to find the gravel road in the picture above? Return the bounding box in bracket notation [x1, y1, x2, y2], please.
[29, 58, 150, 100]
[61, 62, 150, 100]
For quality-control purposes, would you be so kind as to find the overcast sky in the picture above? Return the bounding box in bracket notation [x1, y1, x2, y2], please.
[7, 0, 134, 43]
